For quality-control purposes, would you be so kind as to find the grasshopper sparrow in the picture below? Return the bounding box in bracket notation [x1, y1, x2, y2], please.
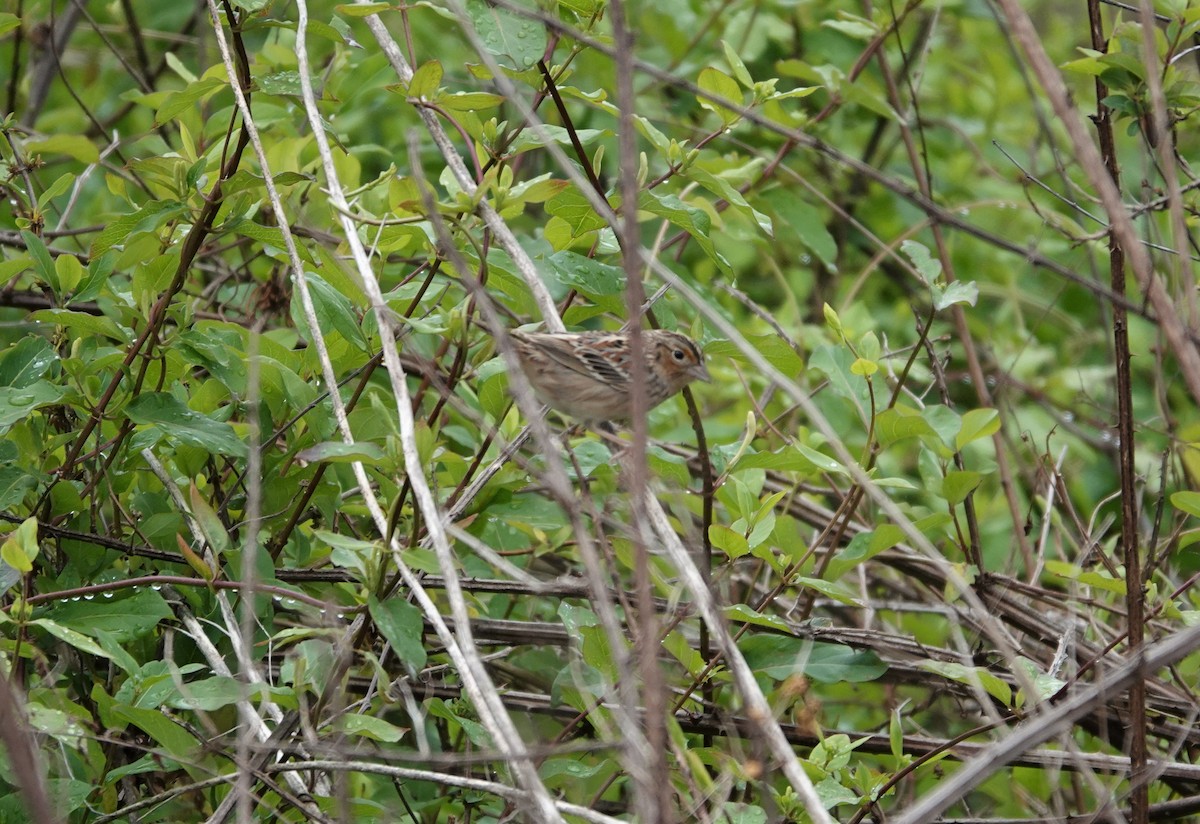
[508, 329, 710, 424]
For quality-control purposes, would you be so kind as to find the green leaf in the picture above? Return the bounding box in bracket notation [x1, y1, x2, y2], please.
[922, 404, 962, 448]
[637, 190, 733, 276]
[955, 408, 1000, 449]
[875, 407, 937, 448]
[746, 507, 778, 549]
[54, 253, 84, 295]
[662, 630, 705, 675]
[858, 331, 881, 361]
[102, 753, 183, 783]
[900, 239, 941, 281]
[579, 624, 618, 679]
[890, 707, 906, 765]
[0, 379, 68, 435]
[0, 466, 38, 511]
[730, 445, 820, 476]
[176, 536, 213, 582]
[335, 2, 391, 15]
[545, 187, 609, 237]
[93, 628, 141, 675]
[1061, 53, 1106, 78]
[763, 192, 837, 271]
[697, 67, 743, 126]
[22, 230, 58, 293]
[439, 91, 505, 111]
[556, 0, 601, 15]
[718, 802, 770, 823]
[477, 364, 510, 420]
[710, 524, 751, 559]
[112, 705, 200, 759]
[0, 517, 38, 573]
[369, 596, 427, 670]
[465, 0, 547, 69]
[50, 780, 94, 815]
[793, 576, 863, 607]
[407, 60, 443, 98]
[295, 441, 385, 464]
[823, 303, 843, 334]
[226, 219, 315, 265]
[740, 636, 886, 683]
[703, 335, 804, 376]
[814, 776, 859, 809]
[127, 156, 190, 197]
[259, 71, 303, 96]
[721, 40, 754, 88]
[163, 53, 196, 84]
[427, 697, 493, 748]
[508, 126, 610, 154]
[271, 170, 315, 186]
[541, 757, 608, 780]
[0, 779, 91, 820]
[0, 336, 57, 388]
[43, 588, 172, 642]
[875, 476, 920, 490]
[28, 618, 114, 660]
[30, 308, 130, 343]
[841, 82, 901, 121]
[794, 443, 847, 475]
[335, 713, 408, 742]
[548, 250, 625, 306]
[723, 604, 790, 632]
[0, 14, 20, 37]
[296, 272, 369, 352]
[25, 135, 100, 164]
[1012, 657, 1065, 704]
[317, 530, 381, 583]
[823, 15, 879, 40]
[125, 393, 248, 458]
[565, 440, 618, 480]
[1075, 570, 1127, 595]
[0, 255, 33, 282]
[70, 248, 113, 304]
[934, 280, 979, 310]
[850, 357, 877, 376]
[685, 166, 772, 236]
[164, 676, 272, 711]
[156, 76, 225, 125]
[40, 173, 77, 205]
[1171, 491, 1200, 519]
[941, 470, 982, 506]
[558, 602, 599, 635]
[174, 328, 248, 394]
[89, 201, 186, 257]
[189, 484, 231, 556]
[919, 660, 1011, 706]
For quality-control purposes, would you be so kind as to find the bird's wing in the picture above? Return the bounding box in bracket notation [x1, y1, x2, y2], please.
[511, 332, 630, 388]
[577, 345, 629, 388]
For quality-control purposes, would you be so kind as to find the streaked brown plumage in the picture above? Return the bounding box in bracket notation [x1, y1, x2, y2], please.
[508, 329, 710, 423]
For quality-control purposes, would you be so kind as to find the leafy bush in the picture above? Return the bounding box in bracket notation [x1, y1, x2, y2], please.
[2, 0, 1199, 821]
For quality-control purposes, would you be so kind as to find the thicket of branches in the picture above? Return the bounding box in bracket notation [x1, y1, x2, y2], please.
[2, 0, 1200, 821]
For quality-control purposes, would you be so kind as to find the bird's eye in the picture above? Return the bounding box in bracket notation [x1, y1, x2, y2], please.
[672, 348, 687, 361]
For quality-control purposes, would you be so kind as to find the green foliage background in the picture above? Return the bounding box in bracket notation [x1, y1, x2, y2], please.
[2, 0, 1200, 821]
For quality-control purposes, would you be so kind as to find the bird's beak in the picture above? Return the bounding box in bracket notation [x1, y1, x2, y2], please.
[692, 361, 712, 383]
